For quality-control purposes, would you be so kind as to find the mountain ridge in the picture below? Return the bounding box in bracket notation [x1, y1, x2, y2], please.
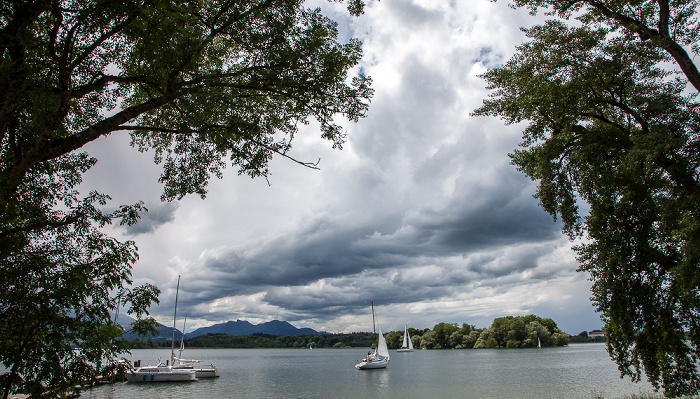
[119, 316, 326, 342]
[187, 319, 327, 338]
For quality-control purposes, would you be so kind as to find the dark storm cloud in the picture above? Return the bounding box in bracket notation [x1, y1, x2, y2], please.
[257, 237, 570, 320]
[176, 164, 562, 318]
[433, 193, 558, 251]
[123, 202, 179, 235]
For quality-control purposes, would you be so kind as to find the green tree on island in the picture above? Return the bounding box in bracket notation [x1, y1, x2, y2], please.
[470, 315, 567, 349]
[475, 0, 700, 395]
[0, 0, 372, 397]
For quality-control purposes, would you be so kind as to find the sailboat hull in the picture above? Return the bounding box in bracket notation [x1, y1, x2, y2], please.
[355, 358, 389, 369]
[173, 364, 220, 378]
[126, 365, 197, 382]
[396, 348, 413, 352]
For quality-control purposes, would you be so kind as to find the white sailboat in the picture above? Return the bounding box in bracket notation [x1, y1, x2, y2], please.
[172, 315, 220, 378]
[125, 362, 197, 382]
[126, 276, 198, 382]
[355, 300, 390, 369]
[397, 325, 414, 352]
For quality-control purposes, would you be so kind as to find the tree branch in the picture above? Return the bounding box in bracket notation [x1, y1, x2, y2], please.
[0, 212, 85, 240]
[586, 0, 700, 92]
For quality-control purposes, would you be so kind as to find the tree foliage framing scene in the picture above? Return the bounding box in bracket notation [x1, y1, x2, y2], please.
[5, 0, 700, 397]
[0, 0, 372, 397]
[475, 0, 700, 396]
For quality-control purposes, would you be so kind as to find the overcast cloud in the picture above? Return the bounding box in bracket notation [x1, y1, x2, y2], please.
[81, 0, 601, 336]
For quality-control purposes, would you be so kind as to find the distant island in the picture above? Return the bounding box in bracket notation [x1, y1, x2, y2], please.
[126, 314, 604, 350]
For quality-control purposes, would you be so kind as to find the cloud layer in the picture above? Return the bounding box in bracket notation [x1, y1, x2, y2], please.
[81, 0, 601, 335]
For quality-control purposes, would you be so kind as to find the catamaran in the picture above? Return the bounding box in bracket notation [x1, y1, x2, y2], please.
[125, 362, 197, 382]
[172, 315, 220, 378]
[170, 276, 220, 378]
[397, 325, 414, 352]
[355, 300, 390, 369]
[172, 316, 219, 378]
[126, 275, 220, 381]
[126, 275, 199, 382]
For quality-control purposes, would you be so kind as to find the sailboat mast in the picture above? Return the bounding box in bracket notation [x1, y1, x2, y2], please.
[371, 299, 376, 335]
[171, 275, 181, 365]
[179, 315, 187, 359]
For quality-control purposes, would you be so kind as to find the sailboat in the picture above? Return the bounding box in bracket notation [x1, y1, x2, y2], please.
[126, 276, 197, 382]
[172, 315, 220, 378]
[355, 300, 390, 369]
[125, 362, 197, 382]
[397, 325, 414, 352]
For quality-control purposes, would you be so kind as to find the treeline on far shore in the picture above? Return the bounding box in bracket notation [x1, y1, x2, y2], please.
[129, 332, 376, 349]
[128, 314, 604, 350]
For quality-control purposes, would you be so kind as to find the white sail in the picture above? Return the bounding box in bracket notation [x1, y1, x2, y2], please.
[355, 300, 390, 369]
[376, 324, 390, 360]
[398, 325, 413, 351]
[402, 325, 413, 350]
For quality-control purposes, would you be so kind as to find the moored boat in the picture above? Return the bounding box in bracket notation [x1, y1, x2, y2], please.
[172, 315, 220, 378]
[172, 361, 219, 378]
[125, 363, 197, 382]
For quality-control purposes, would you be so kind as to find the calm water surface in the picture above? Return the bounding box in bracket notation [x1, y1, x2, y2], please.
[84, 344, 656, 399]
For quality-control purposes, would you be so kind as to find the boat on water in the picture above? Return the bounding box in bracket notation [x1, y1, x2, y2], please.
[172, 357, 219, 379]
[171, 276, 220, 378]
[125, 362, 197, 382]
[126, 275, 218, 382]
[397, 325, 414, 352]
[172, 316, 220, 378]
[355, 300, 390, 370]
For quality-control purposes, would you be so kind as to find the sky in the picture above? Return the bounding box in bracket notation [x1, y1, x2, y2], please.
[81, 0, 602, 336]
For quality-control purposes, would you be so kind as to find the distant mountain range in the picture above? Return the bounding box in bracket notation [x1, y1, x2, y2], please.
[186, 319, 327, 338]
[118, 315, 326, 342]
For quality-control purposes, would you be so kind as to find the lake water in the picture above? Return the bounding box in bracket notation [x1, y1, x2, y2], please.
[82, 344, 657, 399]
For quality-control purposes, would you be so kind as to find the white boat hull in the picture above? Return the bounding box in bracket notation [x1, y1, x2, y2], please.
[194, 368, 219, 378]
[396, 348, 413, 352]
[355, 358, 389, 369]
[174, 364, 220, 378]
[126, 366, 197, 382]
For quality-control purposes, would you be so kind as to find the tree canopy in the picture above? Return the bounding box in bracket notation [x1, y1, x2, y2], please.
[475, 1, 700, 396]
[0, 0, 372, 397]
